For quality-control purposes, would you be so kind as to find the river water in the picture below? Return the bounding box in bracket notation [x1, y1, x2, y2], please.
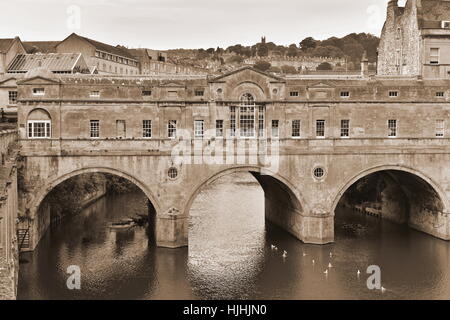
[18, 173, 450, 300]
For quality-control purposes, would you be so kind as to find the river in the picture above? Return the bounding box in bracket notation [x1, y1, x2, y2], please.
[17, 173, 450, 300]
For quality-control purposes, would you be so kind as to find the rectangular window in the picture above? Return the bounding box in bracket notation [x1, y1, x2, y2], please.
[32, 88, 45, 96]
[168, 120, 177, 139]
[290, 91, 299, 97]
[442, 21, 450, 29]
[116, 120, 126, 138]
[142, 90, 152, 96]
[272, 120, 279, 138]
[90, 91, 100, 98]
[194, 120, 204, 138]
[292, 120, 301, 138]
[90, 120, 100, 138]
[195, 90, 204, 97]
[389, 91, 399, 97]
[216, 120, 224, 137]
[430, 48, 440, 65]
[8, 91, 17, 105]
[239, 106, 255, 137]
[27, 120, 51, 139]
[388, 119, 397, 137]
[316, 120, 325, 138]
[258, 106, 265, 137]
[340, 91, 350, 98]
[436, 91, 445, 98]
[143, 120, 152, 138]
[341, 119, 350, 138]
[230, 106, 236, 137]
[436, 119, 445, 138]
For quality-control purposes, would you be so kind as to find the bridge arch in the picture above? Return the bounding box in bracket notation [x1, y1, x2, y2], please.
[29, 166, 161, 218]
[183, 165, 306, 221]
[330, 164, 450, 215]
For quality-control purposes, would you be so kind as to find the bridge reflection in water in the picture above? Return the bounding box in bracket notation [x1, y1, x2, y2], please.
[17, 173, 450, 300]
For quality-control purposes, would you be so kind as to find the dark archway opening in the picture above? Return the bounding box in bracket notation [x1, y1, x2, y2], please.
[335, 170, 445, 239]
[30, 173, 157, 251]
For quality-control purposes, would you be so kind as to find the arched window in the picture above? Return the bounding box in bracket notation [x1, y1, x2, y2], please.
[240, 93, 255, 106]
[27, 109, 51, 139]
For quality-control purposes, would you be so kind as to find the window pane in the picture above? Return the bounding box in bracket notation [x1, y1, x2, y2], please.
[316, 120, 325, 137]
[216, 120, 224, 137]
[143, 120, 152, 138]
[168, 120, 177, 138]
[292, 120, 301, 137]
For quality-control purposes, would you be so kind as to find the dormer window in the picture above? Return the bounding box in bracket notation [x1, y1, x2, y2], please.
[33, 88, 45, 96]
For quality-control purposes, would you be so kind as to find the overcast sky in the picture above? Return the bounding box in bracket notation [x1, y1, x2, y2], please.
[1, 0, 399, 50]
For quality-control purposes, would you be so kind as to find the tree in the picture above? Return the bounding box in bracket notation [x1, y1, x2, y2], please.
[226, 55, 244, 65]
[257, 44, 269, 57]
[206, 48, 215, 54]
[317, 62, 333, 71]
[287, 44, 298, 57]
[281, 65, 298, 74]
[300, 37, 317, 51]
[310, 45, 344, 58]
[253, 60, 271, 72]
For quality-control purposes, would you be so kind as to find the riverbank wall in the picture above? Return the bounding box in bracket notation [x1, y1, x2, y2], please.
[0, 129, 19, 300]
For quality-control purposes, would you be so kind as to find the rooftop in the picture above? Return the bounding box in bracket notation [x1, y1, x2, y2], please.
[7, 53, 86, 73]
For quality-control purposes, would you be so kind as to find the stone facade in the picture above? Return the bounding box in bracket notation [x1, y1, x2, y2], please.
[0, 130, 19, 300]
[14, 67, 450, 251]
[378, 0, 450, 79]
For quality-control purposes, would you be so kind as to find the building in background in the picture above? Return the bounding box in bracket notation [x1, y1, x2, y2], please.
[378, 0, 450, 79]
[7, 53, 90, 75]
[56, 33, 139, 75]
[0, 37, 26, 74]
[23, 41, 58, 54]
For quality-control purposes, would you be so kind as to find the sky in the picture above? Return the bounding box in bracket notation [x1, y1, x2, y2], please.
[0, 0, 401, 50]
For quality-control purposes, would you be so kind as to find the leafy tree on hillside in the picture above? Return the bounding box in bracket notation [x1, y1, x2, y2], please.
[300, 37, 318, 51]
[254, 61, 271, 72]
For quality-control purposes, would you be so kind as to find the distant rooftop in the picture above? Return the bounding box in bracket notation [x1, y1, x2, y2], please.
[23, 41, 59, 54]
[7, 53, 88, 74]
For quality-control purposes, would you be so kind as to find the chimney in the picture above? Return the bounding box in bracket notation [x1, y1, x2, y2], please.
[387, 0, 399, 22]
[361, 51, 369, 77]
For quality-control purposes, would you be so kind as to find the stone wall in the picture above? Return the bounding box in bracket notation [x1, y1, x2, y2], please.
[0, 130, 19, 300]
[377, 0, 421, 76]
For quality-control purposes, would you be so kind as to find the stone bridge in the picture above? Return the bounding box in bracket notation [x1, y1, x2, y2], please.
[15, 67, 450, 251]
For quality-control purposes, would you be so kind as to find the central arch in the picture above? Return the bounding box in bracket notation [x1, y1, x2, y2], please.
[183, 165, 308, 243]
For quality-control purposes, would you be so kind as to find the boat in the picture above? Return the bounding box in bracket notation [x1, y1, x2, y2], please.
[107, 220, 136, 230]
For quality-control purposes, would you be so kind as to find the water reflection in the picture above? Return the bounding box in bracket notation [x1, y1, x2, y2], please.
[17, 173, 450, 300]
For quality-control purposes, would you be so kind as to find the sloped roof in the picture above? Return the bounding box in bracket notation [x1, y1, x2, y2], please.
[61, 33, 137, 60]
[0, 39, 15, 53]
[8, 53, 84, 73]
[24, 41, 59, 54]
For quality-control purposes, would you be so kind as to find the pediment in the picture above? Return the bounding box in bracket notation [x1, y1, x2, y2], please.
[309, 82, 335, 89]
[17, 76, 61, 85]
[210, 66, 284, 83]
[0, 77, 18, 87]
